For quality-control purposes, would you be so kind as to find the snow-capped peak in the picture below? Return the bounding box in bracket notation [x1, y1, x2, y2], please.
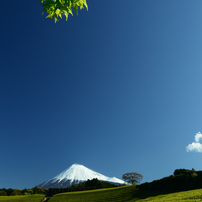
[38, 164, 126, 189]
[54, 164, 110, 182]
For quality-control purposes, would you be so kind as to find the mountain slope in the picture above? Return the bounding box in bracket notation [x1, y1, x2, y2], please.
[38, 164, 126, 189]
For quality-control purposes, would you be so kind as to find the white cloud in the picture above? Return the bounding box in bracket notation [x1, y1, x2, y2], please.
[186, 132, 202, 153]
[195, 132, 202, 143]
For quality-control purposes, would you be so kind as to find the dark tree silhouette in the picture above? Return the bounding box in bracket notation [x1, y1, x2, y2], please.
[122, 172, 143, 185]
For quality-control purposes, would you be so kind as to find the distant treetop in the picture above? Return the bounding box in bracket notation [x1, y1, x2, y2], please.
[173, 168, 196, 176]
[40, 0, 88, 23]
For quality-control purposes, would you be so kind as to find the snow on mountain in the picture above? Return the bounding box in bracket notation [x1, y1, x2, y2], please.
[38, 164, 126, 189]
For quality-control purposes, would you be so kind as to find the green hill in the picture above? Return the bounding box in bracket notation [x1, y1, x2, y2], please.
[49, 185, 138, 202]
[1, 187, 202, 202]
[49, 186, 202, 202]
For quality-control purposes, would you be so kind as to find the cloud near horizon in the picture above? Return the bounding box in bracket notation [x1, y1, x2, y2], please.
[186, 132, 202, 152]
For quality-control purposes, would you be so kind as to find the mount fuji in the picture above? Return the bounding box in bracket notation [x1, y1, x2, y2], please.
[37, 164, 126, 189]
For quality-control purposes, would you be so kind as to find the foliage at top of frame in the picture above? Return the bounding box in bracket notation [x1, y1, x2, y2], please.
[40, 0, 88, 23]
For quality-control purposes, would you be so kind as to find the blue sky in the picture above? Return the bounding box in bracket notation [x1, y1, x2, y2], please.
[1, 0, 202, 189]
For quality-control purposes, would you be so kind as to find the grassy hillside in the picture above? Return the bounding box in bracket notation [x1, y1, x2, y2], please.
[0, 194, 45, 202]
[49, 185, 202, 202]
[137, 189, 202, 201]
[49, 185, 138, 202]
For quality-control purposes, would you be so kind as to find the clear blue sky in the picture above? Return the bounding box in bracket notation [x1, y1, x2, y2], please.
[1, 0, 202, 189]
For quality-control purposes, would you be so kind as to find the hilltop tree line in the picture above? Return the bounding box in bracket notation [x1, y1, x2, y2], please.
[0, 187, 46, 196]
[137, 168, 202, 192]
[47, 178, 118, 197]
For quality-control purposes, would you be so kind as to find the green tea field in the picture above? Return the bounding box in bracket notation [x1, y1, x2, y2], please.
[1, 186, 202, 201]
[0, 194, 45, 202]
[49, 185, 202, 202]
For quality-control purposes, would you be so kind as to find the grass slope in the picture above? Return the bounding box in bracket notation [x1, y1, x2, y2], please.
[138, 189, 202, 201]
[49, 185, 202, 202]
[49, 185, 137, 202]
[0, 194, 45, 202]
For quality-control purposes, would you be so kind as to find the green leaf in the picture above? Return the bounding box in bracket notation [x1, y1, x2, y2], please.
[55, 8, 60, 15]
[73, 5, 78, 15]
[40, 0, 88, 22]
